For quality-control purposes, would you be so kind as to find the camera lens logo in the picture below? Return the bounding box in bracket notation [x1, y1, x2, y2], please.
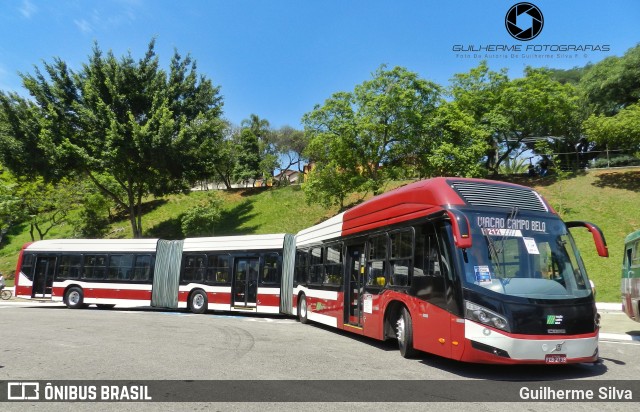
[505, 3, 544, 41]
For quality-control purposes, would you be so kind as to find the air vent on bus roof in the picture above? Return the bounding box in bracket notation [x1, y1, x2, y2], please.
[449, 181, 548, 212]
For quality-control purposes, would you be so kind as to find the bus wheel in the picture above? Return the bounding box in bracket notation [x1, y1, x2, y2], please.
[65, 287, 85, 309]
[190, 290, 208, 314]
[298, 294, 309, 324]
[396, 307, 417, 358]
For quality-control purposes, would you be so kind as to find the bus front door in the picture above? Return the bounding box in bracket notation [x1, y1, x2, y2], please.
[33, 256, 57, 298]
[233, 258, 259, 308]
[345, 244, 365, 327]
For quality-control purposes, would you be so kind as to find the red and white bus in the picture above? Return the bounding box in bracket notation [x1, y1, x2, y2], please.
[290, 177, 609, 364]
[14, 234, 295, 314]
[13, 177, 609, 364]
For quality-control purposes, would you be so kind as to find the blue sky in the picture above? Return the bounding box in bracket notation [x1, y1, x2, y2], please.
[1, 0, 638, 129]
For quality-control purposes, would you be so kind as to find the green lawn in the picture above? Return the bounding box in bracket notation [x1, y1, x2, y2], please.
[1, 171, 637, 302]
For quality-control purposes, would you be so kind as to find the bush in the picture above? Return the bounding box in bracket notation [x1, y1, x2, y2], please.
[180, 192, 223, 237]
[70, 192, 112, 238]
[591, 155, 640, 168]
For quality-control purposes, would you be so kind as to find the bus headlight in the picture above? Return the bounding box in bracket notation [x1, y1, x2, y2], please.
[465, 301, 510, 332]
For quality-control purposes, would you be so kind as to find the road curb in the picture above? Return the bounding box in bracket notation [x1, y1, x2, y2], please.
[599, 332, 640, 342]
[596, 302, 622, 311]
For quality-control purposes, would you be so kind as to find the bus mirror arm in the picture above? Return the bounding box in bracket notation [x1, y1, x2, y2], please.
[566, 221, 609, 258]
[446, 210, 472, 249]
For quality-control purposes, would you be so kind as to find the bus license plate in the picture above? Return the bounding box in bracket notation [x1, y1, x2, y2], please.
[545, 354, 567, 364]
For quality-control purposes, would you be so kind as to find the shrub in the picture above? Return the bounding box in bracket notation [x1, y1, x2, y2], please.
[180, 192, 223, 237]
[591, 155, 640, 168]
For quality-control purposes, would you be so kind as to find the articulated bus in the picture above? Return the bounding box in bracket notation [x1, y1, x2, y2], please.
[622, 230, 640, 322]
[13, 177, 608, 364]
[14, 234, 295, 314]
[290, 177, 609, 364]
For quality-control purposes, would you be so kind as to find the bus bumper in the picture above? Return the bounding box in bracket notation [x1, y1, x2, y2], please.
[459, 320, 599, 364]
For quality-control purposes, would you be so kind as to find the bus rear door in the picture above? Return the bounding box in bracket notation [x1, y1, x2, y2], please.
[345, 244, 365, 327]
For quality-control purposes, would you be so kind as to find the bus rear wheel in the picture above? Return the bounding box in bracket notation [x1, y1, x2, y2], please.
[397, 307, 418, 358]
[190, 290, 208, 314]
[298, 294, 309, 324]
[65, 287, 85, 309]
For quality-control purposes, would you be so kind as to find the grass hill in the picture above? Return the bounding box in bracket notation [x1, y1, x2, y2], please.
[1, 169, 638, 302]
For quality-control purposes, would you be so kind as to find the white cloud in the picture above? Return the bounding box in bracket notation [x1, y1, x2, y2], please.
[19, 0, 38, 18]
[74, 19, 93, 34]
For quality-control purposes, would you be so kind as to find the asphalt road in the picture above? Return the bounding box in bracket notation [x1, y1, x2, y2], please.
[1, 303, 639, 411]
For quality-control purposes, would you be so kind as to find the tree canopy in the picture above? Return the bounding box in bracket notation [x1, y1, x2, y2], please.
[302, 66, 446, 206]
[0, 39, 224, 237]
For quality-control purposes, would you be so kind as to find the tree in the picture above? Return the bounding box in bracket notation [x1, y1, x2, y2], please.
[415, 101, 488, 178]
[580, 44, 640, 116]
[272, 125, 309, 182]
[207, 121, 240, 189]
[234, 128, 262, 185]
[0, 168, 26, 245]
[241, 114, 279, 181]
[450, 63, 583, 175]
[16, 177, 85, 241]
[0, 39, 224, 237]
[584, 103, 640, 150]
[580, 45, 640, 158]
[303, 66, 441, 206]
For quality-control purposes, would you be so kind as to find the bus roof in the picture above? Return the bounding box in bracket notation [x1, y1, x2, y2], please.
[625, 230, 640, 244]
[23, 234, 289, 254]
[24, 238, 159, 253]
[183, 233, 287, 251]
[296, 177, 552, 245]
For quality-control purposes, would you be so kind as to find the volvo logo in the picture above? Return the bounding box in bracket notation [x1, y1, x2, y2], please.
[505, 3, 544, 41]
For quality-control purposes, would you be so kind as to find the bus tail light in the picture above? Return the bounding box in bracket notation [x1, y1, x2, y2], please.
[465, 301, 510, 332]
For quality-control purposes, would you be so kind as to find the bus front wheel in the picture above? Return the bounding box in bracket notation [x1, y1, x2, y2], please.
[65, 287, 85, 309]
[298, 294, 309, 324]
[397, 307, 418, 358]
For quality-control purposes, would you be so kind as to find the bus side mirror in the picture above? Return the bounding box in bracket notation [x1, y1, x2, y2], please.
[446, 210, 472, 249]
[566, 221, 609, 258]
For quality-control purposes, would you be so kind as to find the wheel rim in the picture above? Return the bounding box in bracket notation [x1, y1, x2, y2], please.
[193, 293, 205, 310]
[300, 297, 307, 318]
[69, 291, 80, 305]
[396, 316, 405, 342]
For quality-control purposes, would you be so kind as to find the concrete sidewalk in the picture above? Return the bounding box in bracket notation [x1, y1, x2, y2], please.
[596, 302, 640, 342]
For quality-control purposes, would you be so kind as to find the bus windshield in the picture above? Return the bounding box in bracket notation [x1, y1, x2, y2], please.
[460, 211, 592, 300]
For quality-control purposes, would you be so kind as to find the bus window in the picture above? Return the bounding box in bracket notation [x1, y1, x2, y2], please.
[309, 247, 323, 284]
[133, 255, 153, 282]
[206, 254, 231, 283]
[183, 255, 206, 283]
[295, 250, 309, 285]
[413, 224, 447, 301]
[108, 255, 134, 280]
[390, 229, 413, 287]
[84, 255, 107, 280]
[633, 240, 640, 267]
[324, 243, 343, 286]
[58, 255, 82, 280]
[261, 253, 280, 285]
[21, 253, 36, 281]
[367, 234, 387, 286]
